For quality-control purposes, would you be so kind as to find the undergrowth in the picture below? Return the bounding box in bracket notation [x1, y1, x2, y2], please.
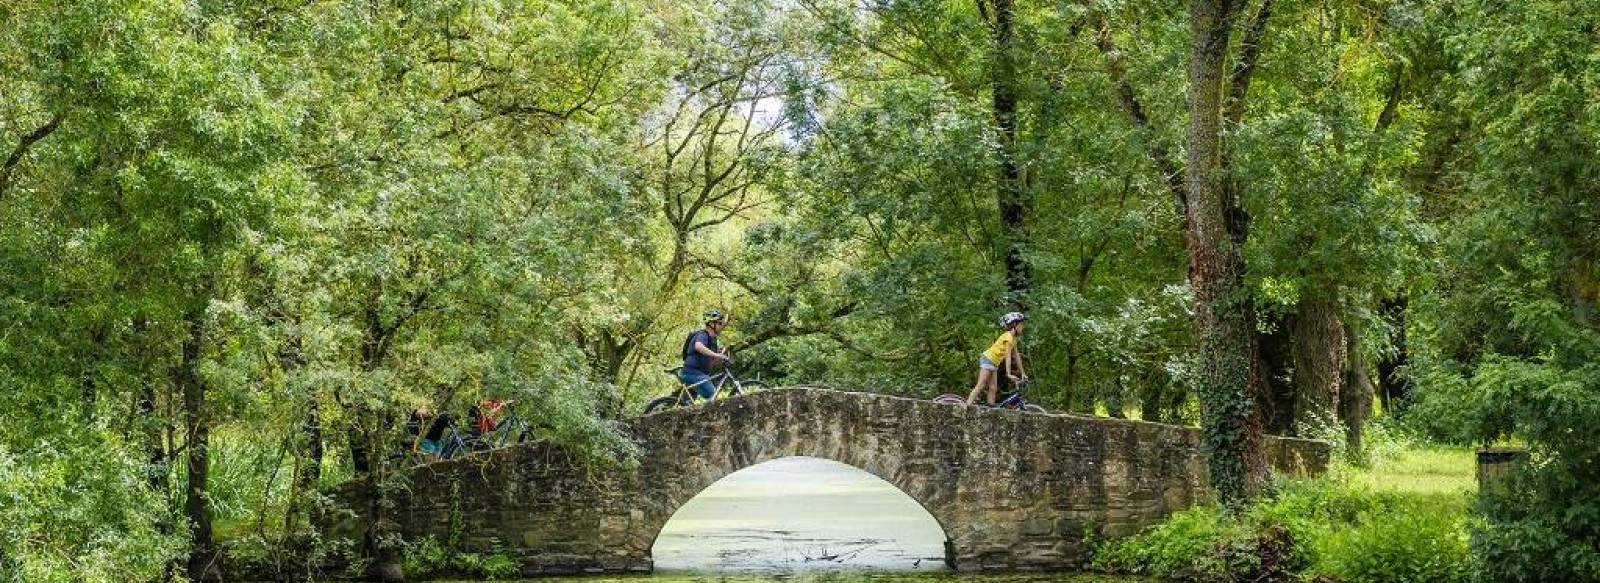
[1095, 426, 1474, 582]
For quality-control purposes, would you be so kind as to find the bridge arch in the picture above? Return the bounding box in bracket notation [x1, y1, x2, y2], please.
[330, 387, 1329, 576]
[647, 455, 951, 570]
[632, 407, 965, 565]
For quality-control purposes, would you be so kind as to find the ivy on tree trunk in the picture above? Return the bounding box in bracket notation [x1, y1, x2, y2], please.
[1184, 0, 1269, 505]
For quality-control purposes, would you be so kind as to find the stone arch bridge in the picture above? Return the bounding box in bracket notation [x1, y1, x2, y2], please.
[330, 387, 1327, 575]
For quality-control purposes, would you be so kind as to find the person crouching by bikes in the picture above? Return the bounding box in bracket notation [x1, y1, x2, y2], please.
[966, 311, 1029, 406]
[679, 309, 732, 402]
[468, 397, 514, 450]
[406, 406, 454, 462]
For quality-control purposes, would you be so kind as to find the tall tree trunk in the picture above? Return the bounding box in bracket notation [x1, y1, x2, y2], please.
[349, 303, 390, 477]
[299, 399, 323, 489]
[1257, 310, 1296, 435]
[1291, 297, 1345, 434]
[1340, 316, 1375, 456]
[80, 328, 107, 422]
[1106, 377, 1128, 419]
[180, 309, 217, 581]
[1185, 0, 1267, 505]
[1139, 369, 1167, 423]
[272, 330, 322, 489]
[1567, 257, 1597, 329]
[348, 427, 371, 476]
[574, 325, 636, 419]
[1375, 294, 1412, 414]
[139, 381, 167, 491]
[1062, 348, 1087, 412]
[134, 317, 169, 492]
[351, 302, 405, 580]
[989, 0, 1030, 302]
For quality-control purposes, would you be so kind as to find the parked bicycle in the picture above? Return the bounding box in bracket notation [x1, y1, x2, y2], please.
[395, 425, 471, 466]
[477, 408, 533, 450]
[643, 365, 769, 414]
[932, 378, 1047, 413]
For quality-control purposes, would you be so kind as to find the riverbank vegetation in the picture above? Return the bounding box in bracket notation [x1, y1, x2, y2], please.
[2, 0, 1597, 581]
[1096, 423, 1475, 582]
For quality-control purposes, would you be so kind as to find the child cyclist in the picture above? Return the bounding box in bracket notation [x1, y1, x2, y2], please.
[966, 312, 1028, 406]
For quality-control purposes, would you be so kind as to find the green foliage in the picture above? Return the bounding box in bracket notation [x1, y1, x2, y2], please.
[218, 518, 356, 583]
[400, 535, 519, 580]
[1094, 506, 1259, 580]
[0, 432, 184, 583]
[1313, 504, 1469, 583]
[1399, 0, 1600, 578]
[1460, 355, 1600, 581]
[205, 432, 294, 522]
[1263, 481, 1470, 583]
[1, 0, 1597, 577]
[1098, 471, 1472, 583]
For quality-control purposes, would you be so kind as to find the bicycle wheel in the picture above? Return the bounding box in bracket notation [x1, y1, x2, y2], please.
[509, 420, 532, 445]
[931, 394, 968, 405]
[440, 431, 468, 460]
[644, 395, 684, 415]
[1023, 403, 1047, 413]
[728, 380, 768, 397]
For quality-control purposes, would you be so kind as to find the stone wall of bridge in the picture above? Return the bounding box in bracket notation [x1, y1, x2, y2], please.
[326, 387, 1328, 575]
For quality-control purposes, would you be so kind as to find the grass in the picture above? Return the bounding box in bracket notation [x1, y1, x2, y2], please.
[1097, 427, 1481, 583]
[1346, 443, 1477, 495]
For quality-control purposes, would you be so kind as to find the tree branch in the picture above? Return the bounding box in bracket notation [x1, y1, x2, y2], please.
[1224, 0, 1274, 129]
[727, 301, 860, 353]
[1094, 21, 1188, 214]
[0, 113, 62, 198]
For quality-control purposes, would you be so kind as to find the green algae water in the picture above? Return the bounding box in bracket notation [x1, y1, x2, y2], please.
[653, 457, 946, 572]
[446, 457, 1146, 583]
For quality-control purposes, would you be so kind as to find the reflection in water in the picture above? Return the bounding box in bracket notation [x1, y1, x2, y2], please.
[652, 457, 947, 573]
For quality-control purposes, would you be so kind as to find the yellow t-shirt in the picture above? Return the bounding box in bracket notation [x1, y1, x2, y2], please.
[983, 331, 1016, 364]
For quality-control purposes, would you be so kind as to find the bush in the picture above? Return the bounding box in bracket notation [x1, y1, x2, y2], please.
[0, 434, 185, 583]
[1411, 341, 1600, 580]
[400, 535, 519, 580]
[1273, 480, 1469, 583]
[1096, 477, 1472, 582]
[1313, 503, 1469, 583]
[1471, 453, 1600, 582]
[1093, 506, 1266, 581]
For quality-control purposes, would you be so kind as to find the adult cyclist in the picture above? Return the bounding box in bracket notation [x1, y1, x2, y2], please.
[679, 309, 732, 401]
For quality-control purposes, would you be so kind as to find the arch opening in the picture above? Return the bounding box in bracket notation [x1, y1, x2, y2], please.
[651, 456, 950, 573]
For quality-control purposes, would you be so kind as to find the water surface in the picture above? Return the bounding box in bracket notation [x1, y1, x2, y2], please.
[653, 456, 946, 572]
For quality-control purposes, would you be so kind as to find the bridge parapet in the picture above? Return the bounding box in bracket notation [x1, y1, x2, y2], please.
[326, 387, 1328, 575]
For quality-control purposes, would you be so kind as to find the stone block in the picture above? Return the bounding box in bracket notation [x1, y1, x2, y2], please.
[1021, 519, 1055, 536]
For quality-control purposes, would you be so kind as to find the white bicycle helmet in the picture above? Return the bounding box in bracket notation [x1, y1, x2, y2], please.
[999, 311, 1026, 329]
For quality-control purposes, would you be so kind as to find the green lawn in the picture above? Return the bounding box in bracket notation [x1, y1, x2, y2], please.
[1349, 443, 1477, 495]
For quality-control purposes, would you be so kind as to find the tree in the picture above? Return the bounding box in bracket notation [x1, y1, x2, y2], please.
[1405, 1, 1600, 578]
[573, 0, 793, 399]
[1181, 0, 1271, 504]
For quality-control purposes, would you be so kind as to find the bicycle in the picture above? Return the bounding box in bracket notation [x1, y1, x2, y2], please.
[478, 409, 533, 450]
[932, 378, 1047, 413]
[396, 425, 471, 465]
[643, 365, 769, 414]
[394, 408, 473, 465]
